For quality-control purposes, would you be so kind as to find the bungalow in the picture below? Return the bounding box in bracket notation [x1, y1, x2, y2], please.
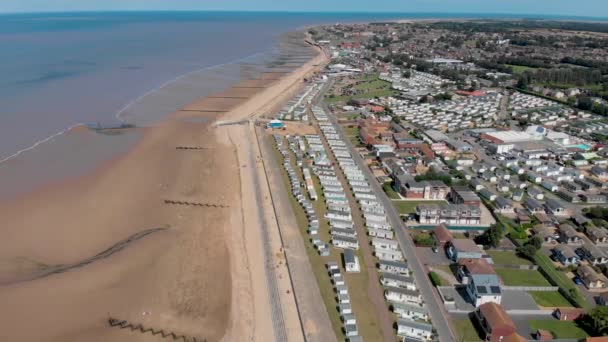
[495, 169, 511, 181]
[525, 198, 545, 215]
[341, 313, 356, 325]
[596, 292, 608, 306]
[433, 224, 453, 247]
[494, 196, 515, 214]
[554, 307, 585, 321]
[577, 264, 607, 290]
[591, 165, 608, 179]
[375, 246, 404, 261]
[466, 273, 502, 307]
[527, 186, 545, 201]
[378, 260, 410, 275]
[545, 199, 567, 216]
[391, 302, 429, 321]
[371, 237, 400, 251]
[339, 303, 353, 315]
[367, 227, 394, 239]
[331, 227, 357, 239]
[344, 324, 359, 337]
[475, 303, 516, 342]
[556, 189, 581, 203]
[482, 171, 498, 183]
[586, 226, 608, 245]
[558, 224, 582, 245]
[582, 194, 608, 204]
[551, 244, 579, 266]
[385, 286, 423, 305]
[344, 249, 361, 273]
[512, 190, 525, 202]
[532, 225, 557, 244]
[380, 273, 417, 290]
[578, 244, 608, 265]
[458, 258, 495, 284]
[447, 239, 484, 261]
[527, 172, 543, 184]
[397, 319, 433, 340]
[471, 178, 485, 191]
[480, 189, 497, 202]
[332, 236, 360, 250]
[541, 181, 559, 192]
[496, 181, 510, 193]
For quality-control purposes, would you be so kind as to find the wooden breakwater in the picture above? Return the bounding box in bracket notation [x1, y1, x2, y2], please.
[108, 318, 205, 342]
[163, 199, 229, 209]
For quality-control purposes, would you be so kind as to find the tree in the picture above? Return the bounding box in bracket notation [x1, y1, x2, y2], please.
[391, 115, 402, 124]
[517, 244, 538, 261]
[475, 225, 502, 248]
[578, 306, 608, 336]
[529, 236, 542, 250]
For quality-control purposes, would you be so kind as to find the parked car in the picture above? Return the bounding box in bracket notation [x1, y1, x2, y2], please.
[574, 277, 584, 286]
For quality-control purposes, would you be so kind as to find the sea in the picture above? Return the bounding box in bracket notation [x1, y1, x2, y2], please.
[0, 11, 606, 198]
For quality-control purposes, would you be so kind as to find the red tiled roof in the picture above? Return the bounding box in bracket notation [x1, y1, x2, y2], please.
[433, 224, 453, 243]
[459, 258, 496, 275]
[479, 303, 516, 338]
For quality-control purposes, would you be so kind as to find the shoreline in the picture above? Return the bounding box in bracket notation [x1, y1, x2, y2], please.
[0, 31, 327, 342]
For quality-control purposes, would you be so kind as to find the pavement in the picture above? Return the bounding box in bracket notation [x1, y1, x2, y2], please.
[318, 80, 456, 342]
[258, 128, 338, 342]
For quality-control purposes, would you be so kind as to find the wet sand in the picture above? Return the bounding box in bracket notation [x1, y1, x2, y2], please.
[0, 34, 327, 342]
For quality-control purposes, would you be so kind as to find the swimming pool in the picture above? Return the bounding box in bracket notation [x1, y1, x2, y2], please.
[568, 144, 592, 151]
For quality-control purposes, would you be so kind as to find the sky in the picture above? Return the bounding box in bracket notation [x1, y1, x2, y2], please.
[1, 0, 607, 18]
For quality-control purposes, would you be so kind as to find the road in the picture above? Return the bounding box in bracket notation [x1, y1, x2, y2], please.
[317, 79, 456, 342]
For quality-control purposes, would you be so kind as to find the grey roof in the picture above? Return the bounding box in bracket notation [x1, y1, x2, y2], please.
[495, 196, 512, 208]
[385, 286, 420, 297]
[554, 244, 577, 259]
[397, 319, 433, 332]
[391, 302, 428, 314]
[379, 260, 409, 269]
[344, 249, 356, 264]
[525, 198, 543, 211]
[381, 273, 415, 284]
[582, 243, 608, 259]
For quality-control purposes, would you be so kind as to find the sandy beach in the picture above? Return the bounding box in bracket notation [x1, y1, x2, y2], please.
[0, 35, 327, 342]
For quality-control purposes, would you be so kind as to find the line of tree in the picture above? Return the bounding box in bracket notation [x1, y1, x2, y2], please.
[517, 68, 603, 87]
[561, 57, 608, 75]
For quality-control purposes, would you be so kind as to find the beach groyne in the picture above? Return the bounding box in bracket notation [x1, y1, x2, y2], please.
[108, 318, 205, 342]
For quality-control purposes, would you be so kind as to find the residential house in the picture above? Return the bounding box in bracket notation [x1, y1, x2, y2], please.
[586, 226, 608, 245]
[471, 178, 485, 191]
[528, 187, 545, 200]
[480, 189, 497, 202]
[475, 303, 517, 342]
[494, 196, 515, 214]
[577, 264, 607, 289]
[385, 287, 423, 305]
[433, 224, 453, 247]
[497, 181, 510, 193]
[525, 198, 545, 215]
[391, 302, 429, 321]
[447, 239, 484, 261]
[551, 244, 579, 265]
[532, 225, 557, 244]
[397, 319, 433, 340]
[578, 244, 608, 266]
[545, 199, 567, 216]
[450, 186, 482, 206]
[558, 224, 582, 245]
[343, 249, 360, 273]
[378, 260, 410, 275]
[512, 190, 524, 202]
[380, 273, 417, 290]
[482, 171, 498, 183]
[554, 307, 585, 321]
[417, 204, 481, 225]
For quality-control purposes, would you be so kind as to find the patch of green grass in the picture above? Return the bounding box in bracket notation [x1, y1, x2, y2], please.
[533, 253, 591, 309]
[392, 200, 447, 216]
[429, 271, 446, 287]
[505, 64, 536, 74]
[495, 268, 551, 286]
[529, 291, 573, 308]
[529, 320, 589, 339]
[487, 250, 533, 266]
[453, 318, 483, 342]
[382, 182, 401, 200]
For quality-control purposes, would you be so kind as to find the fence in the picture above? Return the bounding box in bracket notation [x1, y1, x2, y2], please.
[108, 318, 204, 342]
[502, 286, 559, 291]
[493, 264, 539, 270]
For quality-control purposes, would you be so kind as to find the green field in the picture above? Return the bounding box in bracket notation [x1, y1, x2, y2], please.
[506, 64, 537, 74]
[495, 268, 552, 286]
[392, 200, 447, 215]
[533, 254, 590, 309]
[529, 291, 573, 307]
[453, 318, 483, 342]
[487, 250, 533, 266]
[529, 320, 589, 339]
[325, 74, 399, 103]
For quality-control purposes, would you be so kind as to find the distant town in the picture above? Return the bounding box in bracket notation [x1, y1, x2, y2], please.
[266, 19, 608, 342]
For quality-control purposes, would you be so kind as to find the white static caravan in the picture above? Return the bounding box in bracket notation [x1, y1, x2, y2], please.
[371, 237, 400, 251]
[374, 247, 403, 261]
[367, 227, 394, 239]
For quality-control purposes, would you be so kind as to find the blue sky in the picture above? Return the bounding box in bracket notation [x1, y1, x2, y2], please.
[1, 0, 607, 18]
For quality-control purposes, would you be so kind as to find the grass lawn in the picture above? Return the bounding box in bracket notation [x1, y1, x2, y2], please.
[382, 182, 401, 199]
[533, 253, 590, 309]
[529, 320, 589, 339]
[529, 291, 573, 308]
[453, 318, 483, 342]
[506, 64, 536, 74]
[495, 268, 552, 286]
[487, 250, 533, 266]
[392, 200, 447, 216]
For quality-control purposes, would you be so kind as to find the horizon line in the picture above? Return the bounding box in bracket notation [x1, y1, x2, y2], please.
[0, 9, 606, 20]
